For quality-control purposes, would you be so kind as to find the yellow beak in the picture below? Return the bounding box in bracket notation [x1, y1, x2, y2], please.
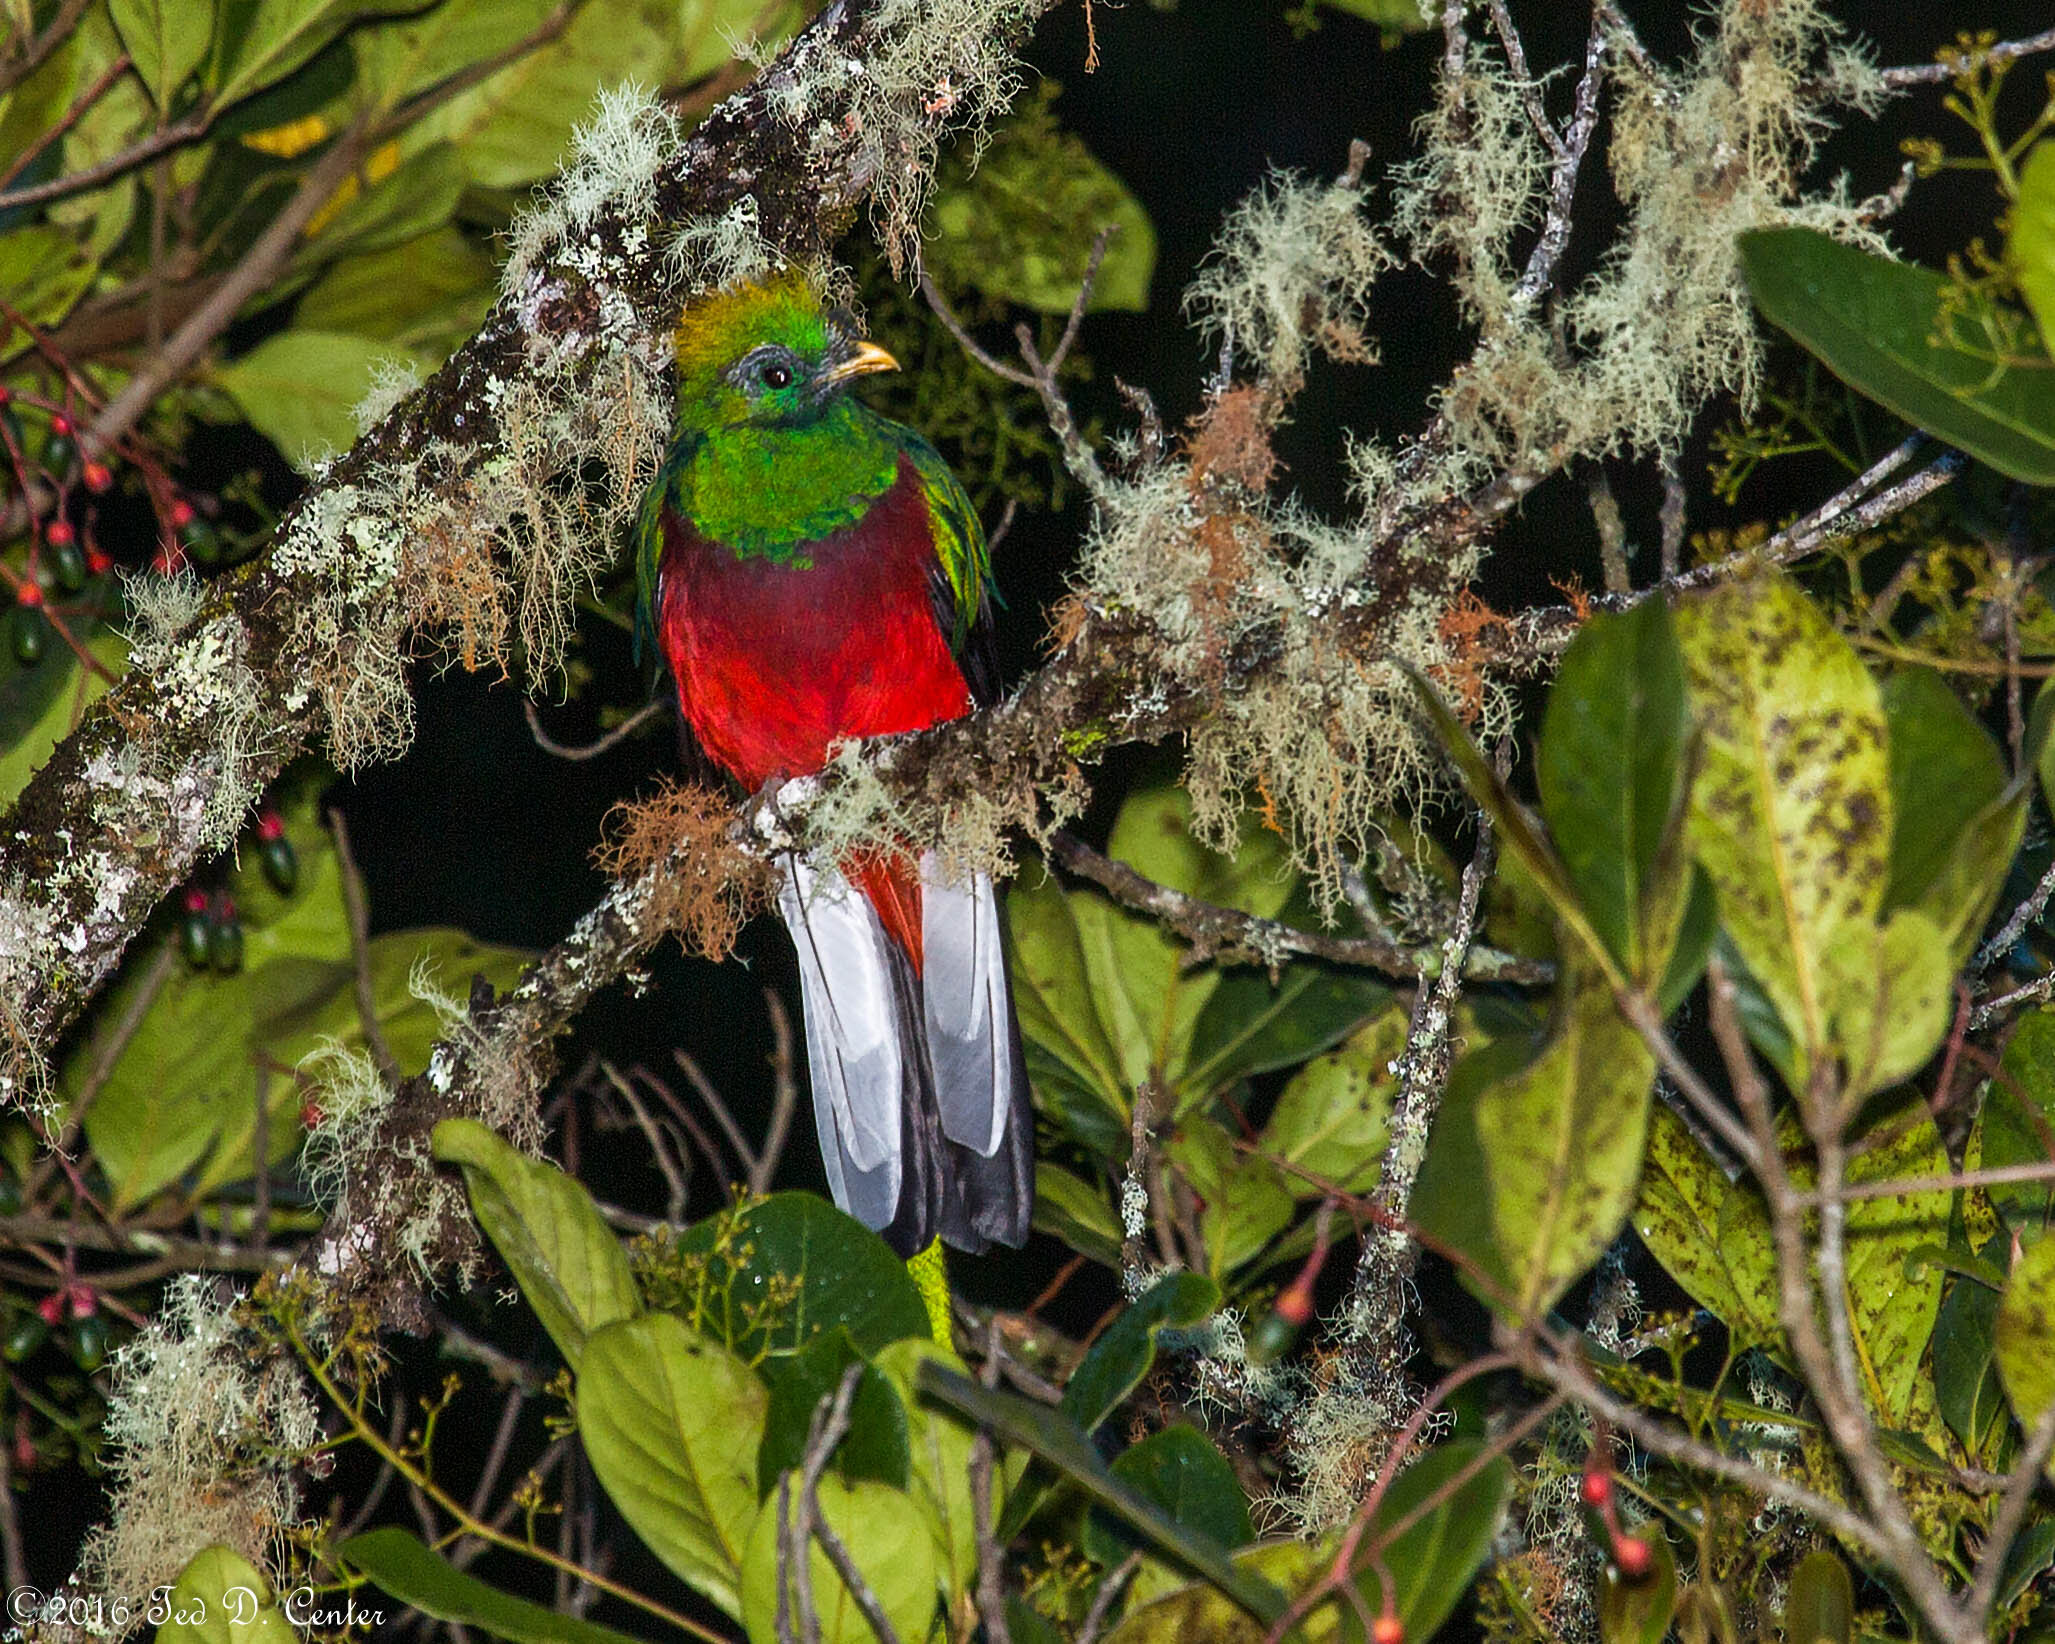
[821, 340, 900, 385]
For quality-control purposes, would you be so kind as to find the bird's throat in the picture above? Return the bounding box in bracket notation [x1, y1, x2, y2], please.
[674, 404, 902, 562]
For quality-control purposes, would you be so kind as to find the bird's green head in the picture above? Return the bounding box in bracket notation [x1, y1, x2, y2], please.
[669, 269, 898, 438]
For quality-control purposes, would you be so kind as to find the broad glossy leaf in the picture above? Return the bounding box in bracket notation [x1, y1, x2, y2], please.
[339, 1529, 649, 1644]
[1414, 960, 1654, 1319]
[1600, 1529, 1678, 1644]
[1741, 227, 2055, 485]
[1084, 1425, 1251, 1567]
[668, 1192, 929, 1359]
[1839, 1111, 1954, 1428]
[154, 1546, 295, 1644]
[431, 1117, 639, 1373]
[1782, 1549, 1854, 1644]
[1262, 1011, 1402, 1195]
[110, 0, 212, 107]
[211, 0, 418, 108]
[1882, 668, 2008, 912]
[578, 1314, 766, 1617]
[0, 225, 98, 340]
[1633, 1104, 1779, 1345]
[296, 142, 466, 261]
[350, 0, 557, 111]
[1538, 598, 1688, 981]
[1007, 869, 1130, 1149]
[214, 328, 425, 470]
[1030, 1163, 1123, 1269]
[0, 626, 125, 811]
[739, 1474, 939, 1644]
[1061, 1270, 1219, 1433]
[1348, 1441, 1515, 1643]
[1184, 962, 1391, 1099]
[1984, 1010, 2055, 1243]
[1101, 1543, 1335, 1644]
[2012, 140, 2055, 354]
[1676, 572, 1892, 1088]
[755, 1328, 910, 1498]
[922, 1366, 1285, 1625]
[926, 101, 1154, 313]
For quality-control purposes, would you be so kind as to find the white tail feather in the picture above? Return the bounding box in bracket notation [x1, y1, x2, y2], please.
[920, 855, 1013, 1158]
[777, 855, 904, 1227]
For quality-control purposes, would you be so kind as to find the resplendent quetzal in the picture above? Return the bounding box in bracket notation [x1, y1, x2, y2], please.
[635, 270, 1033, 1257]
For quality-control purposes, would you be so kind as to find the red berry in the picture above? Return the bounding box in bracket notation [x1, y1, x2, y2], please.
[12, 1434, 33, 1471]
[151, 544, 184, 575]
[0, 386, 11, 404]
[45, 520, 74, 548]
[183, 887, 208, 914]
[301, 1101, 325, 1130]
[48, 412, 72, 438]
[67, 1286, 96, 1319]
[1613, 1536, 1651, 1580]
[1274, 1283, 1314, 1328]
[85, 546, 112, 575]
[15, 580, 42, 608]
[218, 895, 236, 921]
[257, 810, 285, 842]
[36, 1293, 64, 1327]
[1579, 1468, 1611, 1508]
[167, 498, 195, 529]
[82, 460, 112, 493]
[1371, 1617, 1404, 1644]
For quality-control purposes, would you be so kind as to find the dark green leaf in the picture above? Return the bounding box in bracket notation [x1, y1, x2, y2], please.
[920, 1365, 1285, 1626]
[1654, 865, 1716, 1016]
[1084, 1425, 1252, 1566]
[1985, 1012, 2055, 1243]
[1060, 1270, 1219, 1433]
[1168, 1118, 1293, 1275]
[110, 0, 213, 108]
[339, 1529, 651, 1644]
[1537, 599, 1688, 981]
[1782, 1550, 1854, 1644]
[1030, 1164, 1123, 1269]
[1349, 1440, 1515, 1643]
[1739, 227, 2055, 485]
[755, 1328, 910, 1498]
[1183, 963, 1391, 1099]
[1933, 1269, 2009, 1465]
[1883, 669, 2007, 911]
[669, 1192, 929, 1359]
[432, 1118, 640, 1374]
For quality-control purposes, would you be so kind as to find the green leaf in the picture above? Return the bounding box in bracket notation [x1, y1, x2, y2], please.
[1349, 1441, 1516, 1643]
[1599, 1529, 1678, 1644]
[926, 94, 1154, 313]
[577, 1313, 767, 1618]
[213, 328, 424, 470]
[1261, 1011, 1401, 1195]
[1653, 865, 1717, 1016]
[339, 1528, 652, 1644]
[1537, 599, 1689, 982]
[1007, 869, 1131, 1154]
[871, 1338, 990, 1596]
[1839, 1109, 1954, 1428]
[1414, 958, 1654, 1319]
[1168, 1118, 1293, 1275]
[1633, 1104, 1779, 1345]
[153, 1546, 296, 1644]
[1739, 226, 2055, 486]
[110, 0, 213, 108]
[295, 142, 466, 260]
[1997, 1233, 2055, 1469]
[431, 1117, 640, 1374]
[295, 227, 495, 360]
[1782, 1549, 1854, 1644]
[1983, 1011, 2055, 1243]
[1882, 669, 2008, 911]
[1675, 571, 1893, 1089]
[210, 0, 418, 108]
[1061, 1270, 1219, 1433]
[756, 1328, 911, 1498]
[1031, 1163, 1123, 1270]
[1183, 963, 1391, 1099]
[1932, 1267, 2009, 1466]
[1084, 1425, 1252, 1566]
[921, 1365, 1286, 1626]
[0, 225, 99, 342]
[2011, 140, 2055, 354]
[740, 1475, 940, 1644]
[349, 0, 558, 112]
[0, 626, 125, 811]
[668, 1192, 929, 1359]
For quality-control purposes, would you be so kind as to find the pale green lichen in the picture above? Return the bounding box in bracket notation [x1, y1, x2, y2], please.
[505, 82, 685, 290]
[77, 1276, 320, 1613]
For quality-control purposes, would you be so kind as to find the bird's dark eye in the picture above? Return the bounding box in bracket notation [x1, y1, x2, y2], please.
[762, 363, 794, 389]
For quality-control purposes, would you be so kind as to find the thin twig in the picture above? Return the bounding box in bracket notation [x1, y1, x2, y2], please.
[800, 1367, 901, 1644]
[1973, 855, 2055, 976]
[0, 0, 89, 99]
[600, 1061, 691, 1221]
[1508, 1, 1607, 311]
[1881, 27, 2055, 86]
[1078, 1553, 1140, 1644]
[757, 990, 800, 1194]
[1044, 829, 1550, 985]
[523, 697, 665, 762]
[1973, 971, 2055, 1030]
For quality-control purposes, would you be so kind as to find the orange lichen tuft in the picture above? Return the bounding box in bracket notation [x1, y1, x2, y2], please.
[1434, 589, 1512, 721]
[1185, 384, 1281, 495]
[1548, 574, 1592, 624]
[596, 781, 770, 960]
